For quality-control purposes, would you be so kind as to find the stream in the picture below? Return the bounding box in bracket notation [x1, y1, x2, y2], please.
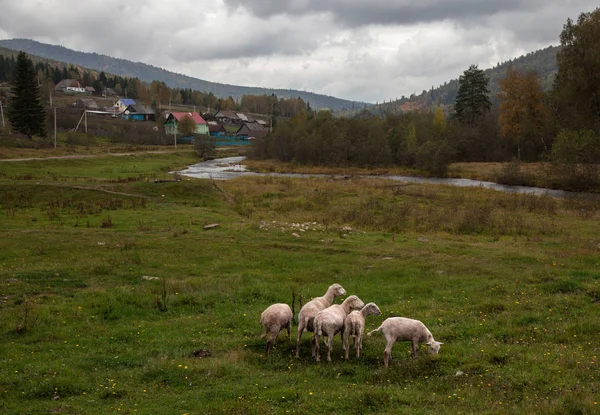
[177, 156, 590, 199]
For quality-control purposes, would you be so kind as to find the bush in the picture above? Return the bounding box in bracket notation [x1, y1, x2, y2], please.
[415, 140, 453, 176]
[194, 134, 216, 160]
[545, 129, 600, 191]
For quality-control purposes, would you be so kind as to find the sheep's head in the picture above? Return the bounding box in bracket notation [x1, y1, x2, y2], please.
[343, 295, 365, 310]
[363, 302, 381, 317]
[426, 340, 443, 355]
[329, 283, 346, 297]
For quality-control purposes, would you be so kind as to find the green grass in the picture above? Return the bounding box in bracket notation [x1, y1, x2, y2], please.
[1, 154, 599, 414]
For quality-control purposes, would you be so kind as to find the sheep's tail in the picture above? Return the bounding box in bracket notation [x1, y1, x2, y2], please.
[367, 325, 383, 337]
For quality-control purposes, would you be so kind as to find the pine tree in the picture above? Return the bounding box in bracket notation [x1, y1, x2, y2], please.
[454, 65, 491, 125]
[7, 52, 46, 138]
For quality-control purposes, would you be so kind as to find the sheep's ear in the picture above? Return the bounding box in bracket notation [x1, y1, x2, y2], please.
[438, 342, 444, 345]
[425, 342, 432, 346]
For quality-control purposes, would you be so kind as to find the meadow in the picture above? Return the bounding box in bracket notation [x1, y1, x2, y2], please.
[1, 151, 599, 414]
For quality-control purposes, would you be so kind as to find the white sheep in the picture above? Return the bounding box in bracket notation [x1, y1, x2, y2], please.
[260, 303, 293, 355]
[313, 295, 365, 362]
[343, 302, 381, 359]
[367, 317, 443, 367]
[295, 283, 346, 358]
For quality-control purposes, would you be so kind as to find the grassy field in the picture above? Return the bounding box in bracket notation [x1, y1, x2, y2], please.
[1, 152, 599, 414]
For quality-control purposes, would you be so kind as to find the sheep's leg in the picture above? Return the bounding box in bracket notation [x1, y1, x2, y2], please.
[313, 334, 320, 362]
[295, 319, 305, 358]
[358, 328, 364, 358]
[286, 322, 292, 344]
[411, 338, 419, 358]
[343, 331, 350, 360]
[356, 335, 361, 359]
[326, 334, 333, 362]
[384, 339, 395, 367]
[266, 331, 278, 355]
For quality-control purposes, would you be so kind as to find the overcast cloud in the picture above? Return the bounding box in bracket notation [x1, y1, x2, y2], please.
[0, 0, 597, 103]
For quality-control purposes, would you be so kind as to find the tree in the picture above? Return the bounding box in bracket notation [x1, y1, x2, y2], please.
[433, 106, 446, 133]
[498, 66, 551, 160]
[7, 51, 46, 138]
[178, 115, 196, 137]
[553, 8, 600, 131]
[454, 65, 491, 125]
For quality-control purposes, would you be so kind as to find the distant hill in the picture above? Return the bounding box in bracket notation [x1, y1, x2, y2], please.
[376, 45, 560, 113]
[0, 38, 368, 111]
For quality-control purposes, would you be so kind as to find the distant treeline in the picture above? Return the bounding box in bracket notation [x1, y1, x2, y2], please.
[0, 53, 311, 117]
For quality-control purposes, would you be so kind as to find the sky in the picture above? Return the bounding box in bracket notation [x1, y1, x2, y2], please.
[0, 0, 597, 103]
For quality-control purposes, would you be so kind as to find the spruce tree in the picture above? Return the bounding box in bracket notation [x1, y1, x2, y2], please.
[7, 52, 46, 138]
[454, 64, 491, 125]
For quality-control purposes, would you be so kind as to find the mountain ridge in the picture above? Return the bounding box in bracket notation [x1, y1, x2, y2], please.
[0, 38, 368, 111]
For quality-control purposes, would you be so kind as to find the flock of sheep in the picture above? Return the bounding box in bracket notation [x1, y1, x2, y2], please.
[260, 283, 443, 366]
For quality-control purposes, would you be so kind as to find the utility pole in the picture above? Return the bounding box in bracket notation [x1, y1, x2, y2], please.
[53, 107, 57, 149]
[84, 110, 88, 134]
[0, 101, 5, 128]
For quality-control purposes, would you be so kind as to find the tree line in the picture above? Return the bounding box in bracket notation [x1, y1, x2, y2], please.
[250, 8, 600, 190]
[0, 52, 312, 118]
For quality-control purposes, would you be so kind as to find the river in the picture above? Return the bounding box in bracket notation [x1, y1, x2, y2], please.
[177, 156, 587, 199]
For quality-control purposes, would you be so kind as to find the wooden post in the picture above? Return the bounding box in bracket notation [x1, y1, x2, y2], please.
[0, 101, 5, 128]
[84, 110, 88, 134]
[53, 107, 57, 149]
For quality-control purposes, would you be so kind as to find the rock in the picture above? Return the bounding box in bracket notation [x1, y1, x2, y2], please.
[292, 233, 300, 238]
[203, 223, 220, 230]
[418, 237, 429, 243]
[436, 270, 446, 275]
[342, 226, 353, 232]
[142, 276, 160, 281]
[382, 257, 394, 260]
[455, 370, 465, 377]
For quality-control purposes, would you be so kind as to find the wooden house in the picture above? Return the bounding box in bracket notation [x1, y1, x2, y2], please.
[73, 98, 99, 110]
[123, 104, 156, 121]
[236, 122, 268, 139]
[208, 122, 227, 136]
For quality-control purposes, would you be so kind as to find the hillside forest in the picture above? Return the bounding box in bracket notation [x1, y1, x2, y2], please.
[250, 8, 600, 192]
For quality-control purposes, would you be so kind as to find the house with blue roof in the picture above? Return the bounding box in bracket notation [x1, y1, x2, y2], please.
[114, 98, 136, 113]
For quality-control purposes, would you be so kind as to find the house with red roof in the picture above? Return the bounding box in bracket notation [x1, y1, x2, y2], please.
[164, 112, 209, 136]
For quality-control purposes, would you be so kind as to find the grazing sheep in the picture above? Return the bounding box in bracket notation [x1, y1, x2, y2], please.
[260, 303, 293, 355]
[313, 295, 365, 362]
[343, 302, 381, 359]
[367, 317, 443, 367]
[295, 283, 346, 358]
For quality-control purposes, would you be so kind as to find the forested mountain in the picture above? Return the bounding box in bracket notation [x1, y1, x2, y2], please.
[375, 46, 559, 114]
[0, 38, 367, 111]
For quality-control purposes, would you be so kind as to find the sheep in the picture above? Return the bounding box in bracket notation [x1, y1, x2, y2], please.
[367, 317, 443, 367]
[343, 302, 381, 359]
[295, 283, 346, 358]
[313, 295, 365, 362]
[260, 303, 293, 355]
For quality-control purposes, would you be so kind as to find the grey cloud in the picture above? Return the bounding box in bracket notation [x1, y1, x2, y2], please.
[224, 0, 544, 26]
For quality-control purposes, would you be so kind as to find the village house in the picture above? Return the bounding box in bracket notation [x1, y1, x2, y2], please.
[72, 98, 99, 110]
[164, 112, 209, 136]
[236, 121, 268, 139]
[208, 122, 226, 136]
[55, 79, 85, 93]
[114, 98, 136, 113]
[123, 104, 156, 121]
